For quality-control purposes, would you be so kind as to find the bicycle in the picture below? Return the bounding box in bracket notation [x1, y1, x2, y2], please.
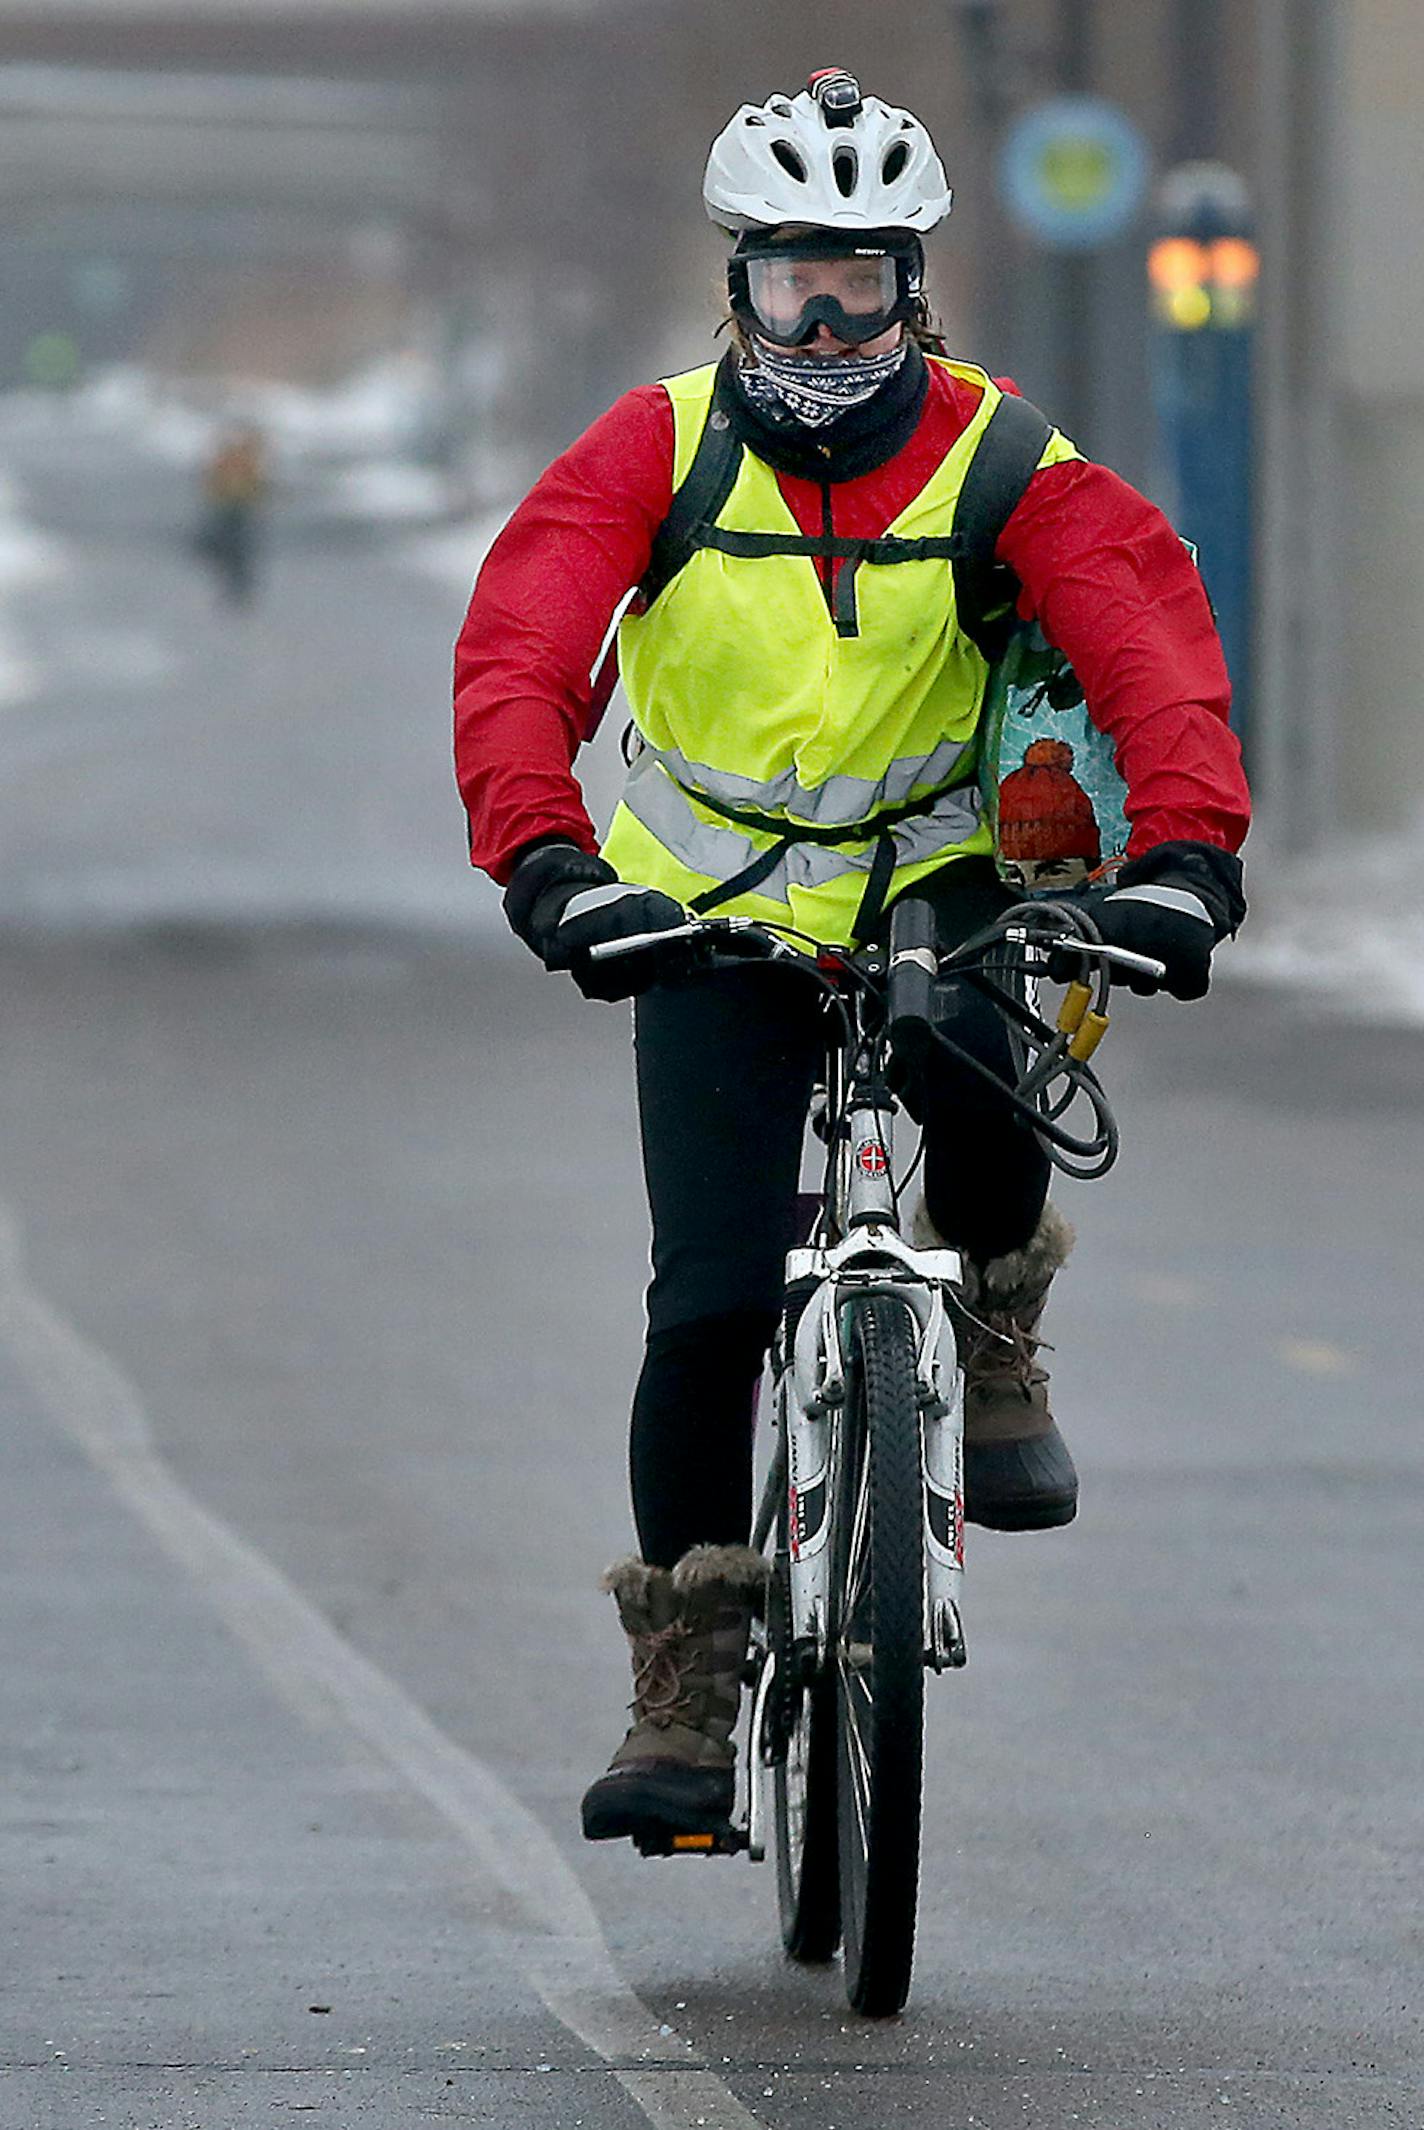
[591, 891, 1164, 2016]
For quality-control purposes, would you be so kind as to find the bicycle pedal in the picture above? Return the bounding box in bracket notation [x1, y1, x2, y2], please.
[633, 1822, 748, 1859]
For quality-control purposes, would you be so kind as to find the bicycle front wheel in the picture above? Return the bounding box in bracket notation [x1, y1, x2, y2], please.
[834, 1292, 925, 2017]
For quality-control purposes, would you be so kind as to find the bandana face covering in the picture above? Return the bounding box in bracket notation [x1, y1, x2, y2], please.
[738, 337, 908, 430]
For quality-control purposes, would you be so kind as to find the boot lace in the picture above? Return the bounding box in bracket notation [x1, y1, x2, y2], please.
[957, 1304, 1052, 1399]
[630, 1622, 695, 1730]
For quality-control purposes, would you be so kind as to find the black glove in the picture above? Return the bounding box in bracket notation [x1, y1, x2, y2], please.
[1047, 841, 1246, 1002]
[502, 840, 690, 1002]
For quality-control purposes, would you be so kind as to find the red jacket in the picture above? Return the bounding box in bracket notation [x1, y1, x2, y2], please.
[454, 362, 1250, 884]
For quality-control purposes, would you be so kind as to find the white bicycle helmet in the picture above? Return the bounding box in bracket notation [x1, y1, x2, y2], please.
[703, 69, 953, 236]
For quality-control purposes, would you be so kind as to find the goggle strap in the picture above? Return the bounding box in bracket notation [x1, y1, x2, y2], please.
[732, 226, 922, 264]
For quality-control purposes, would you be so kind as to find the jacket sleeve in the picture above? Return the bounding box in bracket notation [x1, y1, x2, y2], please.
[996, 456, 1251, 857]
[453, 384, 675, 884]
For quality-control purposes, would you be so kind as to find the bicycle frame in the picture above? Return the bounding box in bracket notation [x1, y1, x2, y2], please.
[770, 963, 969, 1696]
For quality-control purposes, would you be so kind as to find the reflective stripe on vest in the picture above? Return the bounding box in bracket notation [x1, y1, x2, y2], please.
[645, 729, 973, 830]
[601, 356, 1079, 947]
[613, 753, 991, 927]
[621, 749, 985, 895]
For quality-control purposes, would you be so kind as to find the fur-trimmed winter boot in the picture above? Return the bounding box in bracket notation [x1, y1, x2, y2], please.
[916, 1199, 1079, 1531]
[580, 1543, 767, 1846]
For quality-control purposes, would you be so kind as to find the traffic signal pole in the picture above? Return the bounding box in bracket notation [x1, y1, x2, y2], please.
[1170, 0, 1222, 161]
[1148, 172, 1258, 756]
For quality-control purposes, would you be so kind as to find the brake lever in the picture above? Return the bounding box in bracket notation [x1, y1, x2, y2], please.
[1035, 938, 1169, 984]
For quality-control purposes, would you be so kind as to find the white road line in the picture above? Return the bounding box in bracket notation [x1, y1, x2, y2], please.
[0, 1201, 765, 2130]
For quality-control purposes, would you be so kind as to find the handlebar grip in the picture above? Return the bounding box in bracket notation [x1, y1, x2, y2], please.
[586, 920, 705, 962]
[887, 895, 939, 1058]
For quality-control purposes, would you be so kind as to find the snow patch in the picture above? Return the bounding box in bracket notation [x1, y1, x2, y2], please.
[0, 361, 458, 523]
[240, 355, 442, 465]
[400, 509, 510, 593]
[311, 459, 462, 525]
[1228, 826, 1424, 1025]
[0, 473, 68, 591]
[0, 856, 509, 942]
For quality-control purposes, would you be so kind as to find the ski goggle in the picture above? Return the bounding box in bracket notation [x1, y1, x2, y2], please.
[728, 235, 921, 348]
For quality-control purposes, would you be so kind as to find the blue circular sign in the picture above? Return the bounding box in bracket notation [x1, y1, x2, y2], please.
[1000, 97, 1150, 252]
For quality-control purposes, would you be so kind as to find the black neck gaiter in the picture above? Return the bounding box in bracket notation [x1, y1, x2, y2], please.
[722, 339, 929, 484]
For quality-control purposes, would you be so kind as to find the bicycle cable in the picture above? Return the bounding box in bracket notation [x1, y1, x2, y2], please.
[701, 905, 1121, 1180]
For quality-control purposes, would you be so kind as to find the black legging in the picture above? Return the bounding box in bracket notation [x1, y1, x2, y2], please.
[629, 860, 1051, 1567]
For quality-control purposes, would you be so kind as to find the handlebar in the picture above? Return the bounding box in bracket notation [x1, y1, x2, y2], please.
[587, 906, 1166, 988]
[586, 916, 794, 964]
[588, 901, 1144, 1182]
[1070, 941, 1168, 981]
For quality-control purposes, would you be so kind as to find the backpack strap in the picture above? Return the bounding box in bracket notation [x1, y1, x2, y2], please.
[951, 391, 1054, 663]
[634, 370, 1051, 643]
[637, 360, 746, 612]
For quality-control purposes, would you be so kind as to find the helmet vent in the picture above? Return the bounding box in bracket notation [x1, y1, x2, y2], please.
[767, 96, 794, 117]
[832, 146, 858, 198]
[881, 141, 910, 184]
[744, 113, 766, 127]
[771, 138, 809, 183]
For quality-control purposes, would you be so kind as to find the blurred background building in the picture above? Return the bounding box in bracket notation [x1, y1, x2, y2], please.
[0, 0, 1418, 865]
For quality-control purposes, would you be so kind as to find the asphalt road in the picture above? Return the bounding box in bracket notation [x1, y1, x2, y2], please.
[0, 417, 1420, 2129]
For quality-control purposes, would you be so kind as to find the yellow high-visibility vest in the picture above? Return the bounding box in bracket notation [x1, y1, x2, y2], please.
[601, 356, 1078, 948]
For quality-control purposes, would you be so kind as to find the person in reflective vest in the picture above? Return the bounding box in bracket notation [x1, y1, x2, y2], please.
[454, 71, 1250, 1850]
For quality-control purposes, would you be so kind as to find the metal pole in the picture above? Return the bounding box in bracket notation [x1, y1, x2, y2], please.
[947, 0, 1015, 363]
[951, 1, 1011, 127]
[1059, 0, 1091, 89]
[1252, 0, 1342, 854]
[1252, 0, 1297, 849]
[1171, 0, 1222, 162]
[1055, 0, 1095, 443]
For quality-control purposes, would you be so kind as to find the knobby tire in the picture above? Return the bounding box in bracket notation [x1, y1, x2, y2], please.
[835, 1292, 925, 2016]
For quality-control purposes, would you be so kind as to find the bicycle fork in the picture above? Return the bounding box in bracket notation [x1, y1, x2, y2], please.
[779, 1227, 969, 1678]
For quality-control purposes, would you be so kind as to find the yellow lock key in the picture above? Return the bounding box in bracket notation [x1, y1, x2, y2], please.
[1056, 981, 1093, 1036]
[1069, 1010, 1110, 1061]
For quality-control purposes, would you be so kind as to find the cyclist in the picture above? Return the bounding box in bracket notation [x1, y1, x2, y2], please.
[454, 71, 1250, 1850]
[196, 423, 268, 607]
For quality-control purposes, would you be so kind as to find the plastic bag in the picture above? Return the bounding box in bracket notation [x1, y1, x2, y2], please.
[979, 622, 1129, 892]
